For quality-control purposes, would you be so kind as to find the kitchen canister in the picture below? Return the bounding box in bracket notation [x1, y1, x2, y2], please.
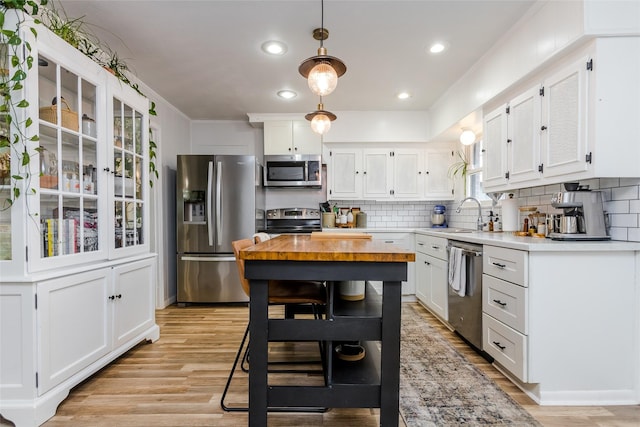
[322, 212, 336, 228]
[338, 280, 365, 301]
[501, 194, 519, 231]
[356, 211, 367, 228]
[82, 114, 96, 137]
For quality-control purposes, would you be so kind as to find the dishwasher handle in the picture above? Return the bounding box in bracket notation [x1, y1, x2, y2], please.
[447, 245, 483, 257]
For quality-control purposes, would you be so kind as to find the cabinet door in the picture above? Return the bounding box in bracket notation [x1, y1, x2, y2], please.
[541, 57, 589, 178]
[368, 233, 414, 295]
[415, 251, 429, 304]
[393, 149, 423, 199]
[292, 121, 321, 154]
[363, 149, 392, 200]
[507, 86, 541, 184]
[328, 148, 362, 199]
[112, 258, 156, 348]
[34, 48, 106, 271]
[482, 105, 508, 189]
[424, 149, 454, 199]
[428, 256, 449, 321]
[109, 82, 150, 258]
[37, 269, 111, 395]
[263, 121, 293, 155]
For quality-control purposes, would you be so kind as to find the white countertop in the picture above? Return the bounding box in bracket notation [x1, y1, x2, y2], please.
[321, 227, 640, 252]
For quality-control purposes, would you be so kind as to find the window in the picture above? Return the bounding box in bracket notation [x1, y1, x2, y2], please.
[466, 139, 490, 202]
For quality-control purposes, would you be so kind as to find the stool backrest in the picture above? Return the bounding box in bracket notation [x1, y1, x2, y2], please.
[231, 239, 255, 298]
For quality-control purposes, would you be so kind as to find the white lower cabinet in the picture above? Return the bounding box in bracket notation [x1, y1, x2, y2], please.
[415, 234, 448, 320]
[481, 245, 639, 405]
[368, 232, 415, 296]
[0, 257, 159, 427]
[483, 313, 527, 382]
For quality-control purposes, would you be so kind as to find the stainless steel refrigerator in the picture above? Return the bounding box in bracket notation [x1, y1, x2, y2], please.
[176, 155, 264, 303]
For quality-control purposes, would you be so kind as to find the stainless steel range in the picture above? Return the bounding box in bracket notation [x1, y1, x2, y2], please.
[264, 208, 321, 234]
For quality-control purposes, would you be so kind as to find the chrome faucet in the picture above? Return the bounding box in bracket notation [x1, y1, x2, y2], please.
[455, 197, 483, 231]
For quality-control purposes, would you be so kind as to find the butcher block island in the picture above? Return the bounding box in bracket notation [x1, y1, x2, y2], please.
[238, 234, 414, 426]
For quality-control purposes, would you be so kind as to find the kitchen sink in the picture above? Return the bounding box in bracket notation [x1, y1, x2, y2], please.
[427, 228, 475, 233]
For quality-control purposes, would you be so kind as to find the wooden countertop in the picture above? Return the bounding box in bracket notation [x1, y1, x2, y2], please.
[239, 234, 415, 263]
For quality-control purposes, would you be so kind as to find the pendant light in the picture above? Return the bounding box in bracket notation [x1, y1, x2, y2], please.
[305, 97, 336, 135]
[298, 0, 347, 97]
[460, 129, 476, 146]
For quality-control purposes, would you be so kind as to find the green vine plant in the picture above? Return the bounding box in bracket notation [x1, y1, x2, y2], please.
[0, 0, 47, 211]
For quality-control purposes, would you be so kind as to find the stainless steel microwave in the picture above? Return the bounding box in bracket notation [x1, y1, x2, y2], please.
[264, 154, 322, 188]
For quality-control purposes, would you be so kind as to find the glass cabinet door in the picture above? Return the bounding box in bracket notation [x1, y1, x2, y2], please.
[37, 54, 99, 258]
[112, 98, 145, 251]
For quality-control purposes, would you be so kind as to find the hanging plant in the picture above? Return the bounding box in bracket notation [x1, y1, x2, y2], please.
[0, 0, 47, 211]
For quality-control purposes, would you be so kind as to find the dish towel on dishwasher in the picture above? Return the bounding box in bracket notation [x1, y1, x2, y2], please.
[448, 247, 467, 297]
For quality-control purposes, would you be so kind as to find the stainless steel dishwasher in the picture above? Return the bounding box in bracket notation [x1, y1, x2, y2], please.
[447, 240, 484, 351]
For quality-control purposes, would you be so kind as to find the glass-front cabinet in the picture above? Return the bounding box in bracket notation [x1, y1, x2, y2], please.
[0, 16, 149, 276]
[110, 92, 149, 257]
[37, 54, 102, 261]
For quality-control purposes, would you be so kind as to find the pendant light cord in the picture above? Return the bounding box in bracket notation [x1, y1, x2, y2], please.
[320, 0, 324, 48]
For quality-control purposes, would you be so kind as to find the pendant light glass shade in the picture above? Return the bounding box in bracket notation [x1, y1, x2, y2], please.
[460, 129, 476, 146]
[311, 113, 332, 135]
[308, 62, 338, 96]
[306, 101, 336, 135]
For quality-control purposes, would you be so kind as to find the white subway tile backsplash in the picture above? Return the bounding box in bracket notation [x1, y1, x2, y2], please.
[599, 178, 620, 188]
[610, 213, 638, 228]
[604, 200, 630, 214]
[620, 178, 640, 187]
[612, 186, 639, 201]
[330, 177, 640, 241]
[609, 227, 628, 241]
[628, 228, 640, 242]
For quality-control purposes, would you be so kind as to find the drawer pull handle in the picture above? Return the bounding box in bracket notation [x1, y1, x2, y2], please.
[493, 299, 507, 307]
[431, 245, 440, 250]
[493, 341, 506, 350]
[418, 242, 425, 246]
[492, 262, 506, 269]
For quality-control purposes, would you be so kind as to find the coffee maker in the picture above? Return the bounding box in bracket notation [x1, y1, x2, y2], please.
[548, 190, 610, 240]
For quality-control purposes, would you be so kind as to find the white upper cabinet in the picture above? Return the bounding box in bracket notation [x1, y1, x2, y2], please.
[423, 149, 454, 199]
[327, 148, 363, 200]
[363, 149, 393, 200]
[482, 105, 508, 189]
[0, 16, 150, 277]
[326, 143, 453, 201]
[508, 86, 542, 184]
[393, 149, 423, 200]
[540, 56, 589, 178]
[263, 120, 321, 155]
[482, 38, 640, 192]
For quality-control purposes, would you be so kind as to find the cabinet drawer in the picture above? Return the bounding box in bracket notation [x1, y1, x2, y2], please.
[483, 313, 528, 383]
[415, 234, 447, 260]
[483, 245, 528, 286]
[482, 274, 528, 334]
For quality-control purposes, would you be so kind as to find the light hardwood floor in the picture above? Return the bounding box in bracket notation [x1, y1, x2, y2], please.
[3, 303, 637, 426]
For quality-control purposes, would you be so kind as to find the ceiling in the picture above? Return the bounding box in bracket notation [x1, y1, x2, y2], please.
[56, 0, 536, 127]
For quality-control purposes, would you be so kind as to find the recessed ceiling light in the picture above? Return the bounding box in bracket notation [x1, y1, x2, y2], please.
[397, 92, 411, 100]
[261, 40, 287, 55]
[277, 90, 297, 99]
[429, 43, 446, 54]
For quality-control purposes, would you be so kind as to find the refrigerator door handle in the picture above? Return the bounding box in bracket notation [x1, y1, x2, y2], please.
[180, 256, 236, 262]
[216, 160, 223, 246]
[207, 161, 214, 246]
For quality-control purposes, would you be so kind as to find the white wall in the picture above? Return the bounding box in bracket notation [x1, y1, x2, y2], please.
[190, 120, 262, 156]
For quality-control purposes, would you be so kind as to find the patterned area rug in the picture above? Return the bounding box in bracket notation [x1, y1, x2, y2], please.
[399, 304, 541, 426]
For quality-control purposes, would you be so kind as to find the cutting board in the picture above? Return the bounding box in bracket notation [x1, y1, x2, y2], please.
[310, 231, 372, 240]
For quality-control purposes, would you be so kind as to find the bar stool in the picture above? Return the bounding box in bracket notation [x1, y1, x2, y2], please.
[220, 238, 327, 412]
